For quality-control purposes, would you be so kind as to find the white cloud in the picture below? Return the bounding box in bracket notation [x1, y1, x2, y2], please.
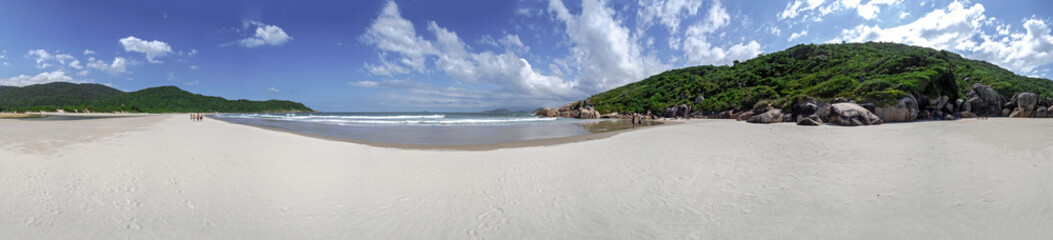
[636, 0, 704, 33]
[781, 0, 899, 22]
[189, 65, 199, 70]
[83, 49, 95, 55]
[266, 87, 280, 93]
[120, 36, 173, 63]
[834, 1, 985, 51]
[361, 1, 580, 103]
[899, 12, 910, 19]
[779, 0, 825, 20]
[548, 0, 668, 93]
[834, 0, 1053, 76]
[347, 81, 379, 87]
[347, 79, 426, 89]
[855, 0, 899, 20]
[86, 57, 129, 74]
[26, 49, 53, 68]
[361, 1, 438, 73]
[680, 0, 762, 65]
[25, 49, 82, 70]
[972, 19, 1053, 76]
[788, 30, 809, 41]
[238, 21, 292, 48]
[1, 70, 86, 87]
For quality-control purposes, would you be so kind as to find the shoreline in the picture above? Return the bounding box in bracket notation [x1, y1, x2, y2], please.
[209, 116, 682, 151]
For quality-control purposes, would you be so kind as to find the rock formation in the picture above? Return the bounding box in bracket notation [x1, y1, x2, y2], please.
[793, 100, 830, 125]
[828, 103, 884, 126]
[873, 97, 918, 122]
[1008, 92, 1038, 118]
[747, 109, 784, 124]
[969, 83, 1007, 117]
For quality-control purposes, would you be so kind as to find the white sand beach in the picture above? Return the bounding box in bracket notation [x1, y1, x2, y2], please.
[1, 115, 1051, 239]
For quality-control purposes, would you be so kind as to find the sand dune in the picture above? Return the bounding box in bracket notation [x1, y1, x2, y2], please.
[1, 115, 1051, 239]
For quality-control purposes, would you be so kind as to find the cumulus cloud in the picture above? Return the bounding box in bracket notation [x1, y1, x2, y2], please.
[972, 19, 1053, 75]
[780, 0, 899, 22]
[25, 49, 82, 70]
[361, 1, 580, 103]
[779, 0, 825, 20]
[548, 0, 668, 93]
[238, 21, 292, 48]
[680, 0, 762, 65]
[788, 30, 808, 41]
[636, 0, 704, 33]
[833, 0, 1053, 76]
[833, 1, 986, 51]
[1, 70, 86, 87]
[361, 1, 438, 73]
[120, 36, 172, 63]
[266, 87, 280, 93]
[86, 57, 129, 74]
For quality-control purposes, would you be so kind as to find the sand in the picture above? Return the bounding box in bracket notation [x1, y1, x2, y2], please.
[1, 115, 1050, 239]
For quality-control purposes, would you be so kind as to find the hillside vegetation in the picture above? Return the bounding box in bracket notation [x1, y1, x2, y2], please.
[0, 82, 313, 113]
[586, 42, 1053, 114]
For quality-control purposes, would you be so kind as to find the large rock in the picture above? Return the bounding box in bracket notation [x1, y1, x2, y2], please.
[797, 115, 823, 126]
[965, 96, 982, 113]
[735, 110, 755, 121]
[1036, 106, 1049, 118]
[873, 97, 918, 122]
[677, 104, 691, 118]
[971, 83, 1007, 116]
[663, 106, 677, 118]
[793, 100, 831, 124]
[711, 110, 736, 119]
[935, 95, 950, 112]
[535, 108, 558, 117]
[578, 106, 600, 119]
[747, 109, 784, 124]
[1009, 92, 1038, 118]
[828, 103, 884, 126]
[662, 104, 692, 118]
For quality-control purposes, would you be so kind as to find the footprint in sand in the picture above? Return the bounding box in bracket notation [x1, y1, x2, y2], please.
[468, 207, 507, 240]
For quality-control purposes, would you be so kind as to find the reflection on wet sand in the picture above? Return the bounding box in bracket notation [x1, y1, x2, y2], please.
[212, 116, 665, 147]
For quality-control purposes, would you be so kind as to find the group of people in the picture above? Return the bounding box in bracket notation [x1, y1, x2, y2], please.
[190, 113, 204, 122]
[630, 113, 645, 128]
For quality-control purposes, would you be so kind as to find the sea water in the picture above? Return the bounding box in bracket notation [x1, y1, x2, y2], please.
[212, 112, 654, 145]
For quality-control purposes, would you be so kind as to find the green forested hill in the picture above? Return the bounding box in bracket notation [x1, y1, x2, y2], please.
[0, 83, 313, 113]
[586, 42, 1053, 114]
[0, 82, 123, 108]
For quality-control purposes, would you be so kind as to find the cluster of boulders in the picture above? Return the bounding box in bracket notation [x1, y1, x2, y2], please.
[534, 83, 1052, 126]
[535, 100, 601, 119]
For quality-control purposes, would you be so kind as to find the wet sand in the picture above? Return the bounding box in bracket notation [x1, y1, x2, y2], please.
[212, 115, 671, 150]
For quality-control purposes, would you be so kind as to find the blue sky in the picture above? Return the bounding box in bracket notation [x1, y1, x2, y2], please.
[1, 0, 1052, 111]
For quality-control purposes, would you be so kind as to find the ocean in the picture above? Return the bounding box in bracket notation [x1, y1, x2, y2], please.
[211, 112, 656, 146]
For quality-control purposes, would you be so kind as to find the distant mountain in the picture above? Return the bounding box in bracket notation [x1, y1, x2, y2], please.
[0, 83, 313, 113]
[0, 82, 123, 108]
[580, 42, 1053, 114]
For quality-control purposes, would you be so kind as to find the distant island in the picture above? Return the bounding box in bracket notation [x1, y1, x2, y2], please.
[538, 42, 1053, 125]
[0, 82, 313, 113]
